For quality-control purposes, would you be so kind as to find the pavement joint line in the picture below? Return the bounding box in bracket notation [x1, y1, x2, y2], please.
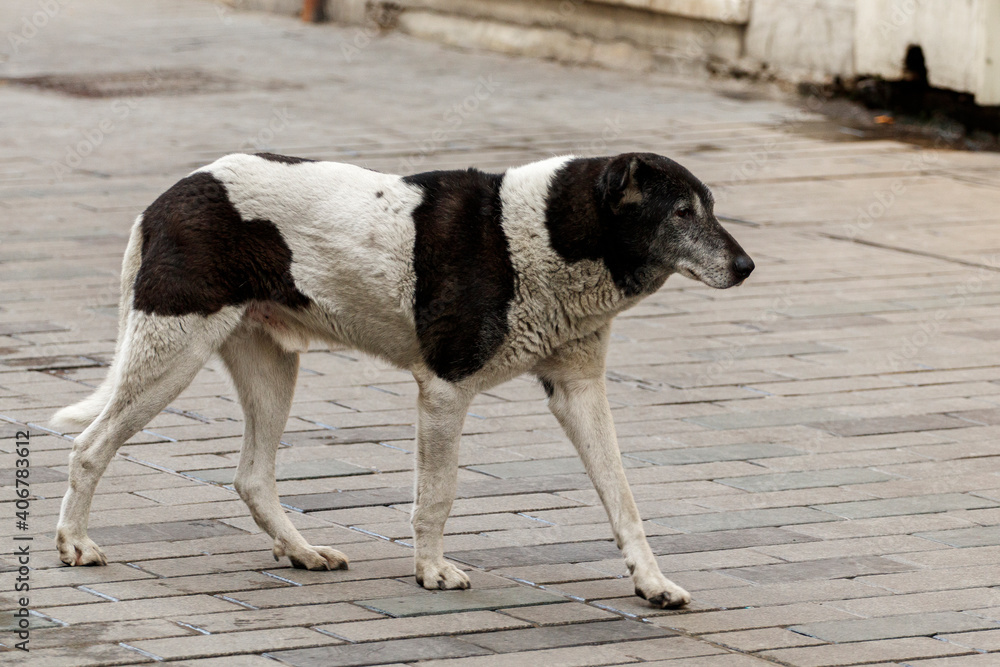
[262, 571, 303, 586]
[379, 441, 413, 452]
[140, 429, 178, 442]
[22, 421, 63, 437]
[162, 406, 214, 424]
[118, 642, 164, 661]
[820, 232, 1000, 272]
[214, 594, 258, 610]
[306, 625, 352, 644]
[28, 610, 68, 628]
[712, 167, 951, 187]
[76, 585, 119, 602]
[348, 526, 401, 541]
[174, 620, 212, 635]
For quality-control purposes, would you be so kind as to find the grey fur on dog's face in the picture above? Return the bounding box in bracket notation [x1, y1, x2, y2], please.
[598, 152, 753, 290]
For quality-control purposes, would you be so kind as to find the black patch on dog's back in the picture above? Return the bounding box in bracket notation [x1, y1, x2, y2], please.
[255, 152, 315, 164]
[404, 168, 514, 382]
[133, 172, 310, 316]
[544, 158, 606, 265]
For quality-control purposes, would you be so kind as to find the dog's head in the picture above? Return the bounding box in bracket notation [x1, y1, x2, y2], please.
[596, 152, 753, 292]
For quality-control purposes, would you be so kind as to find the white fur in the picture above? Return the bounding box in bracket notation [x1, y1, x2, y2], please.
[206, 155, 423, 366]
[51, 153, 691, 607]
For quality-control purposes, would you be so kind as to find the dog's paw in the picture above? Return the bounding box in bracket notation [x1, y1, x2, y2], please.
[635, 574, 691, 609]
[56, 533, 107, 567]
[415, 558, 470, 590]
[282, 544, 349, 571]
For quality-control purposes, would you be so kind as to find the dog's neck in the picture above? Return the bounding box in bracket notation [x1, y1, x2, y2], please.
[499, 156, 651, 326]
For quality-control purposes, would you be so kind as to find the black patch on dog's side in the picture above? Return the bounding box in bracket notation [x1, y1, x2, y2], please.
[254, 152, 315, 164]
[404, 168, 515, 383]
[133, 172, 310, 316]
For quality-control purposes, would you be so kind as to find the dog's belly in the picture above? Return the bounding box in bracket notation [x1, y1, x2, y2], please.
[246, 298, 423, 368]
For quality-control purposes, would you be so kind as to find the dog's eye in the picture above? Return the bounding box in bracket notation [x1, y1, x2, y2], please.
[676, 207, 692, 219]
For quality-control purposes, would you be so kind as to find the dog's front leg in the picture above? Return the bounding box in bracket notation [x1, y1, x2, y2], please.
[411, 374, 473, 589]
[540, 329, 691, 608]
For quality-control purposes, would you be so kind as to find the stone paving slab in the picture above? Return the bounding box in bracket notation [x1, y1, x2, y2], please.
[86, 518, 245, 545]
[4, 1, 1000, 665]
[356, 587, 566, 617]
[761, 636, 974, 667]
[468, 455, 649, 479]
[719, 556, 917, 585]
[915, 526, 1000, 547]
[315, 610, 532, 643]
[716, 468, 895, 492]
[814, 493, 999, 519]
[788, 611, 999, 643]
[806, 414, 973, 437]
[645, 527, 821, 555]
[650, 507, 838, 533]
[447, 541, 625, 568]
[268, 637, 493, 667]
[186, 459, 373, 485]
[625, 443, 804, 466]
[459, 619, 675, 652]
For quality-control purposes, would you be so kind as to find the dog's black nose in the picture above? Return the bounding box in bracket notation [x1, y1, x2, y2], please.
[733, 255, 754, 280]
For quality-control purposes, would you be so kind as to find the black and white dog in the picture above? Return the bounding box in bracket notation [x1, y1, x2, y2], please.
[51, 152, 752, 608]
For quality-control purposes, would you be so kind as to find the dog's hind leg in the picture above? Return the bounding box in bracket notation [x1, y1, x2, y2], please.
[537, 326, 691, 609]
[57, 310, 238, 566]
[411, 373, 473, 589]
[220, 324, 348, 571]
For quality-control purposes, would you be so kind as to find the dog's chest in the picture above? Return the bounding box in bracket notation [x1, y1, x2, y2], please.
[485, 159, 624, 378]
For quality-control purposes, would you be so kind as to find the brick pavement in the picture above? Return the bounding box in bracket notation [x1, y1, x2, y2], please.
[2, 1, 1000, 665]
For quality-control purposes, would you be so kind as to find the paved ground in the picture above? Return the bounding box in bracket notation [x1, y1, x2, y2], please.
[2, 1, 1000, 665]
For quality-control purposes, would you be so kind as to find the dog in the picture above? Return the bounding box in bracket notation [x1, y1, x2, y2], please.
[51, 151, 753, 608]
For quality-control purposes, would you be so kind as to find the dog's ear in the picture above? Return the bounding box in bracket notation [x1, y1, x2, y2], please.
[599, 154, 648, 212]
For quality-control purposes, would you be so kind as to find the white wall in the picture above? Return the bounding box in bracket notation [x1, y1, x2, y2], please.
[245, 0, 1000, 103]
[855, 0, 1000, 104]
[744, 0, 855, 79]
